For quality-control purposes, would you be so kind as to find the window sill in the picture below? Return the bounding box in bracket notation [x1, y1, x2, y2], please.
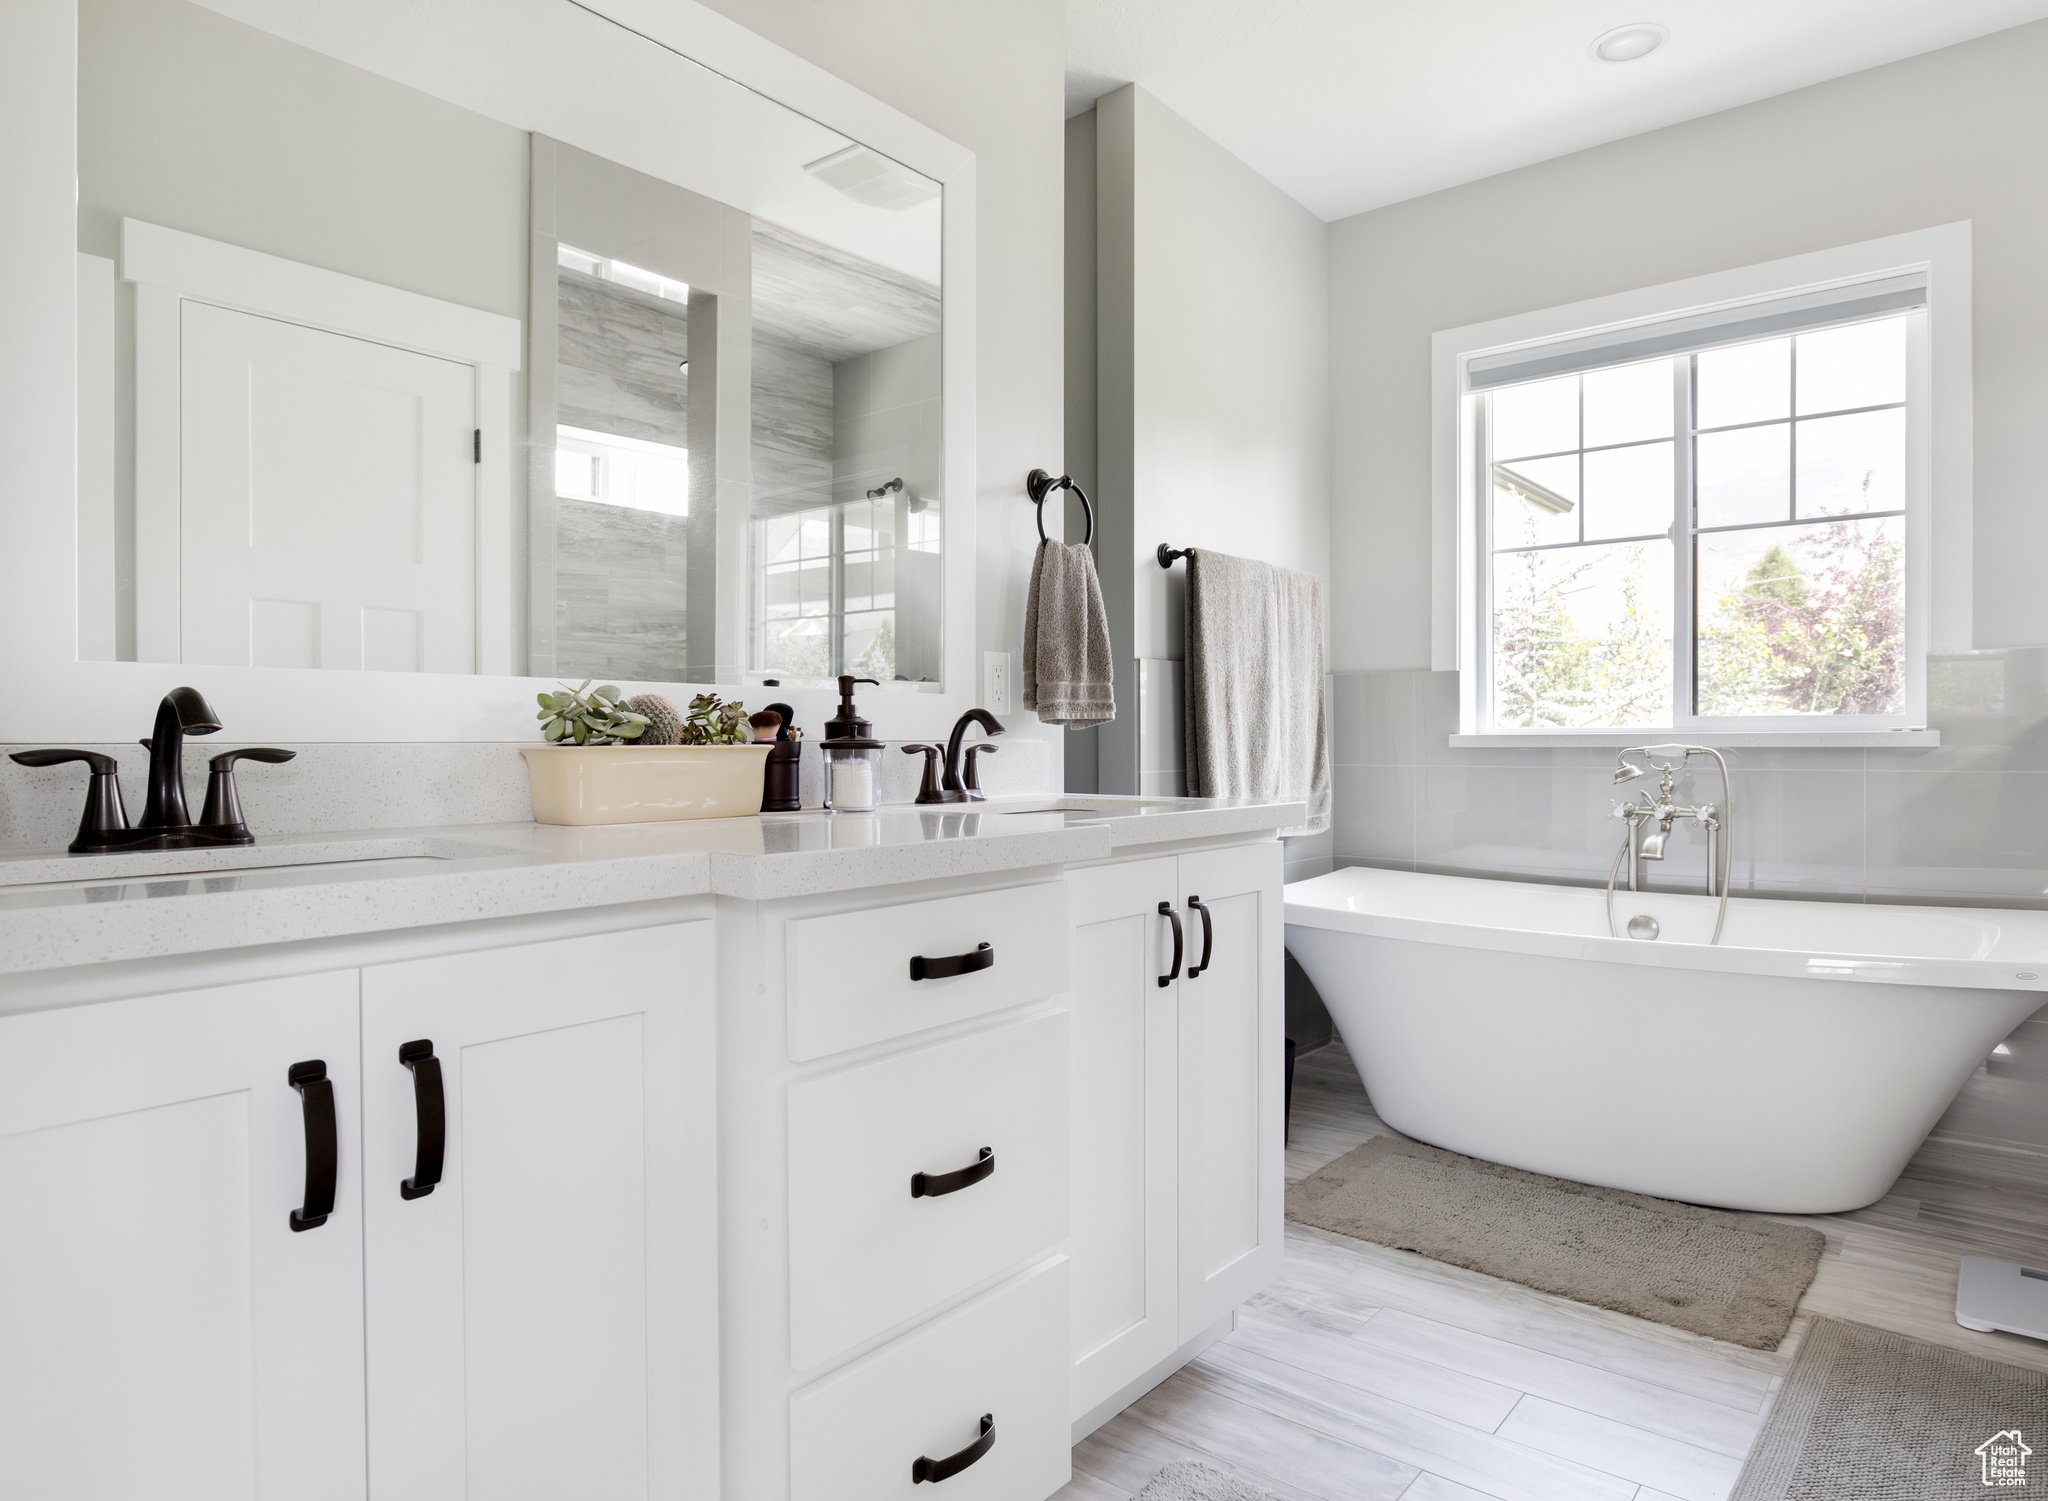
[1447, 730, 1941, 750]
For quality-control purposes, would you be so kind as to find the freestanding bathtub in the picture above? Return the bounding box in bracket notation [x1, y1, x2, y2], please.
[1284, 866, 2048, 1214]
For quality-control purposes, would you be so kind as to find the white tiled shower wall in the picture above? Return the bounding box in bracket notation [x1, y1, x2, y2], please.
[1327, 652, 2048, 1155]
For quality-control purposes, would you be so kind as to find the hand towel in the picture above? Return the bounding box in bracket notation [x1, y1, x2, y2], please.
[1022, 538, 1115, 728]
[1183, 549, 1329, 836]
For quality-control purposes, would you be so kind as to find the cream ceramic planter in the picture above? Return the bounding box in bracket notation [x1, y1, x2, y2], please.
[519, 744, 772, 825]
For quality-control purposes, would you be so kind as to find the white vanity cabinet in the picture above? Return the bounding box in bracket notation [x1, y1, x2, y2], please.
[0, 970, 369, 1501]
[1066, 838, 1286, 1430]
[0, 915, 718, 1501]
[357, 921, 719, 1501]
[718, 872, 1078, 1501]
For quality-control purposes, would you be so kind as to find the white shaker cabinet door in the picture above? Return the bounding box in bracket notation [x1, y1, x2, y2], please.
[360, 921, 718, 1501]
[1065, 856, 1181, 1422]
[1175, 842, 1285, 1340]
[0, 972, 366, 1501]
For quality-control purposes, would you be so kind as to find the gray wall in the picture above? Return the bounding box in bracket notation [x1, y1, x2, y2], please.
[79, 0, 528, 316]
[1327, 18, 2048, 673]
[1073, 88, 1331, 880]
[1062, 109, 1103, 794]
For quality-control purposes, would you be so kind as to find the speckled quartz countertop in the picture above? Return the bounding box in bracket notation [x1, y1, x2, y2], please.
[0, 795, 1302, 978]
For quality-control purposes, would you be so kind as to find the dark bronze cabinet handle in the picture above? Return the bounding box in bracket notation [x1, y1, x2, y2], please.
[398, 1040, 445, 1201]
[910, 943, 994, 981]
[1186, 896, 1214, 979]
[289, 1059, 337, 1232]
[1158, 901, 1182, 987]
[912, 1414, 994, 1484]
[912, 1146, 994, 1199]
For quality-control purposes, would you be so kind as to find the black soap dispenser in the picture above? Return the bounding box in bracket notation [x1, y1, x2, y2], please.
[824, 676, 879, 741]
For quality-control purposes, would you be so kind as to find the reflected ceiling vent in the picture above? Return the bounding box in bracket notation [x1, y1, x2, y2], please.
[803, 144, 940, 211]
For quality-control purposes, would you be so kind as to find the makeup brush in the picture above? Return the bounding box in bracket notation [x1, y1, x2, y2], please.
[748, 709, 783, 743]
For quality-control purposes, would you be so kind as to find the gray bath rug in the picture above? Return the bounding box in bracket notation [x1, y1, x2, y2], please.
[1134, 1461, 1280, 1501]
[1286, 1135, 1824, 1349]
[1732, 1317, 2048, 1499]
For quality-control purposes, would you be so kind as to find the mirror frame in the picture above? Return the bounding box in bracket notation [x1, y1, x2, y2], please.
[0, 0, 977, 742]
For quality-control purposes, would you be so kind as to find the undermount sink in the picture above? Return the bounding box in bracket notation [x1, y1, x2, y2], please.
[982, 797, 1187, 817]
[0, 836, 511, 891]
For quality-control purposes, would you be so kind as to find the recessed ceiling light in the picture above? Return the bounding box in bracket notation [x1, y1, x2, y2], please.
[1590, 22, 1669, 63]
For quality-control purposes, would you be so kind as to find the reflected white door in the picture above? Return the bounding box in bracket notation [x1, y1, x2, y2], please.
[179, 301, 477, 672]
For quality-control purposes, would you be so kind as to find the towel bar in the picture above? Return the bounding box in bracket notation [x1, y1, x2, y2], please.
[1026, 469, 1093, 546]
[1157, 544, 1191, 569]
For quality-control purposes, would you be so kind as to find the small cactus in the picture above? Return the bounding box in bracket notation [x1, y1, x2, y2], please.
[626, 694, 686, 745]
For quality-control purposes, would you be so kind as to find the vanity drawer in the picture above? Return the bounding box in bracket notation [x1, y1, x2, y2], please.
[787, 1010, 1069, 1370]
[789, 1257, 1069, 1501]
[785, 882, 1069, 1061]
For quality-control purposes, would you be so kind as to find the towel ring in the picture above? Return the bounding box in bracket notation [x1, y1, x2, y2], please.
[1027, 468, 1093, 547]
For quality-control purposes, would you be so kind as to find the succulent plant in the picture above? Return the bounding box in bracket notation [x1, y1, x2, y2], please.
[536, 681, 650, 745]
[682, 692, 750, 745]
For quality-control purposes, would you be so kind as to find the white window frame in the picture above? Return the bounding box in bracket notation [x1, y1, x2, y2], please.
[1431, 223, 1972, 748]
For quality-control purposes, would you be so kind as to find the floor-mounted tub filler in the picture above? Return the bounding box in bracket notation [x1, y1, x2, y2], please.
[1285, 741, 2048, 1340]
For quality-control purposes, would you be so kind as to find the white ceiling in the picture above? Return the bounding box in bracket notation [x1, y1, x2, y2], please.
[1066, 0, 2048, 221]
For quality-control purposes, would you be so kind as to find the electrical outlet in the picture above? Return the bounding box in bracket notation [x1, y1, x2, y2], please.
[983, 651, 1013, 714]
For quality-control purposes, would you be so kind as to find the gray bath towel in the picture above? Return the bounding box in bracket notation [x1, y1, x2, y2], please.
[1022, 538, 1115, 727]
[1184, 549, 1329, 836]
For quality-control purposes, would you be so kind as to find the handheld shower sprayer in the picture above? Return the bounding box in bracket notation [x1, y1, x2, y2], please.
[1605, 743, 1734, 945]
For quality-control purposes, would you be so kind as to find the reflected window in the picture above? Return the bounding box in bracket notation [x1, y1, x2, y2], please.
[555, 426, 687, 516]
[754, 489, 939, 681]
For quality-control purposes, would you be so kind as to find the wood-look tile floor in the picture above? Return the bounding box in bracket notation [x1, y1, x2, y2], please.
[1055, 1042, 2048, 1501]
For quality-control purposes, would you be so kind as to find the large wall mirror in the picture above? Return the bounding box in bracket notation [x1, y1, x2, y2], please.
[73, 0, 953, 696]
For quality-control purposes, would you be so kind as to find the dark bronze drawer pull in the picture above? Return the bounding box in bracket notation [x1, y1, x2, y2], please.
[288, 1059, 337, 1232]
[912, 1146, 994, 1199]
[398, 1039, 445, 1201]
[912, 1414, 994, 1484]
[1186, 895, 1214, 979]
[1158, 901, 1182, 987]
[910, 943, 994, 981]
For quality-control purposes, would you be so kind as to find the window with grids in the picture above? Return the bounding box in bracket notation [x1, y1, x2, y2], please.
[1483, 310, 1914, 731]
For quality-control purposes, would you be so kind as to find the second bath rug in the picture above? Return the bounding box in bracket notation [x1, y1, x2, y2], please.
[1287, 1134, 1824, 1348]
